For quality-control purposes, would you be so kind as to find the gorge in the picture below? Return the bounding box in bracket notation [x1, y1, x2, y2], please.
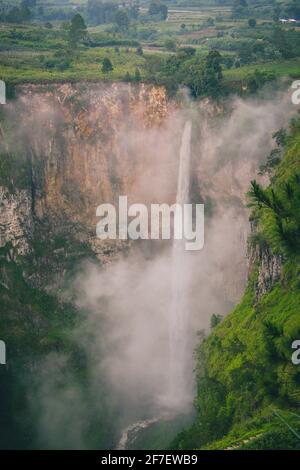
[0, 81, 298, 449]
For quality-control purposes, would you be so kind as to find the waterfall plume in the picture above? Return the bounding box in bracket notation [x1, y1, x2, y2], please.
[167, 120, 193, 410]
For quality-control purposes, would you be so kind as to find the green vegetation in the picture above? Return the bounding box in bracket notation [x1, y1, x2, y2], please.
[145, 49, 224, 97]
[174, 116, 300, 450]
[248, 118, 300, 255]
[1, 0, 300, 451]
[0, 235, 122, 449]
[148, 0, 168, 21]
[101, 56, 113, 72]
[68, 13, 87, 52]
[0, 100, 122, 448]
[0, 23, 146, 84]
[0, 1, 300, 98]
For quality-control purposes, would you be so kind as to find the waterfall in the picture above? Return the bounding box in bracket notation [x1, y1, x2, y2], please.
[168, 120, 192, 409]
[116, 122, 193, 449]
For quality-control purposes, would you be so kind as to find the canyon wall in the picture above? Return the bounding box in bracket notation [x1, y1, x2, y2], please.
[1, 82, 181, 265]
[1, 82, 295, 449]
[1, 82, 291, 305]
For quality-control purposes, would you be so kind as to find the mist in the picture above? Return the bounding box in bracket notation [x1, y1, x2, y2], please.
[10, 84, 296, 448]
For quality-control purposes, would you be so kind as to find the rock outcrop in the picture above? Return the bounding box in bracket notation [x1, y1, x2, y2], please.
[0, 187, 33, 257]
[255, 245, 283, 300]
[247, 222, 283, 301]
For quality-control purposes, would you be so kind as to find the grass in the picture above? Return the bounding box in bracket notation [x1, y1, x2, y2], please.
[174, 257, 300, 449]
[1, 3, 300, 86]
[0, 45, 146, 84]
[223, 59, 300, 82]
[202, 407, 300, 450]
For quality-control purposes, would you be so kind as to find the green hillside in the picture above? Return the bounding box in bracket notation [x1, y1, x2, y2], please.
[174, 115, 300, 450]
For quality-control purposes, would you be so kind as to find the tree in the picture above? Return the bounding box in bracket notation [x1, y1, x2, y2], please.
[206, 17, 214, 26]
[21, 0, 36, 7]
[177, 47, 196, 59]
[69, 14, 87, 50]
[102, 57, 113, 73]
[259, 129, 287, 176]
[149, 0, 160, 15]
[273, 128, 287, 148]
[206, 50, 223, 77]
[160, 4, 168, 20]
[232, 0, 248, 19]
[272, 28, 292, 59]
[87, 0, 118, 26]
[134, 67, 141, 82]
[124, 71, 131, 81]
[136, 45, 143, 56]
[185, 50, 223, 99]
[164, 38, 177, 51]
[285, 1, 300, 19]
[204, 50, 223, 97]
[148, 1, 168, 20]
[248, 18, 256, 28]
[129, 3, 139, 20]
[239, 43, 253, 65]
[114, 9, 130, 32]
[6, 6, 31, 23]
[210, 314, 223, 329]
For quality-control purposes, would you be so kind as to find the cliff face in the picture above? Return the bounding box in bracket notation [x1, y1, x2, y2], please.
[1, 83, 255, 304]
[0, 82, 178, 449]
[254, 245, 283, 300]
[0, 187, 33, 257]
[247, 221, 283, 301]
[1, 82, 179, 265]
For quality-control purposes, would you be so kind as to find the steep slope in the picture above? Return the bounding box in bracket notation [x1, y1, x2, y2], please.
[174, 116, 300, 450]
[1, 81, 297, 449]
[0, 82, 173, 449]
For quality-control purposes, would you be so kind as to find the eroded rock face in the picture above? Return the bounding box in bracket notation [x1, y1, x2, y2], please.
[256, 246, 283, 300]
[2, 82, 180, 263]
[1, 83, 264, 305]
[0, 187, 33, 257]
[17, 82, 170, 218]
[247, 223, 283, 301]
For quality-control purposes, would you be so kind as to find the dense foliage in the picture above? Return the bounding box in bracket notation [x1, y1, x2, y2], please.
[145, 49, 223, 97]
[248, 118, 300, 255]
[1, 1, 300, 95]
[1, 0, 300, 451]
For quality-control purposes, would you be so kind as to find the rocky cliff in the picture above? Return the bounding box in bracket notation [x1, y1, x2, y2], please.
[0, 187, 33, 257]
[247, 221, 284, 301]
[0, 83, 262, 306]
[0, 82, 180, 274]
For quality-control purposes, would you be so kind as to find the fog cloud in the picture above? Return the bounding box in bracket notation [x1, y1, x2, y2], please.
[7, 84, 296, 448]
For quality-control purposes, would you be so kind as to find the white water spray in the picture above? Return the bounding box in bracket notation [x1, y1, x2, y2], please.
[168, 120, 192, 409]
[116, 121, 193, 449]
